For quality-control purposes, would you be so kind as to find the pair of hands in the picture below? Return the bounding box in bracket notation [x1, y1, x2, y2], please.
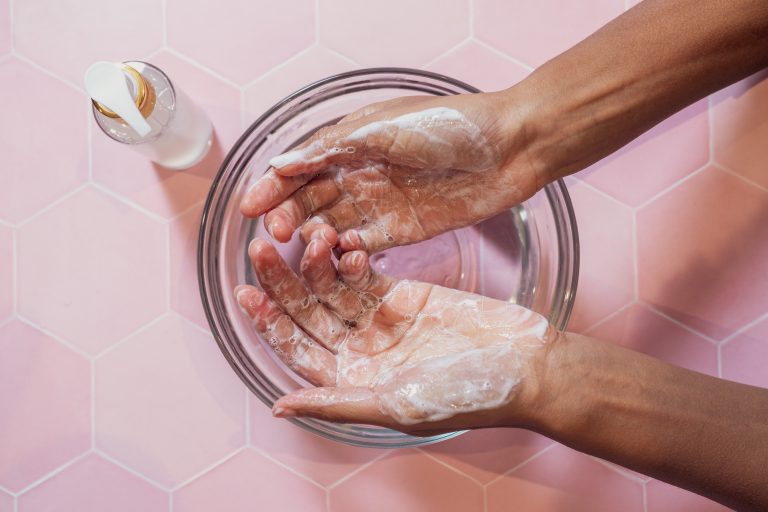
[236, 92, 556, 433]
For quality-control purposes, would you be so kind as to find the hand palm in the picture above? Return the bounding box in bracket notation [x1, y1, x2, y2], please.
[237, 236, 550, 429]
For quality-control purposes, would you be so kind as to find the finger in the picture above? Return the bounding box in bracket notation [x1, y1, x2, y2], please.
[240, 169, 313, 217]
[249, 238, 346, 352]
[262, 175, 342, 242]
[300, 238, 366, 320]
[272, 387, 390, 426]
[235, 285, 336, 386]
[338, 250, 394, 296]
[270, 102, 482, 177]
[338, 225, 396, 254]
[303, 198, 364, 238]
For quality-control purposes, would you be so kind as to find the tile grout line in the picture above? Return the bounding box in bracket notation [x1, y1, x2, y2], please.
[326, 449, 391, 490]
[322, 46, 359, 66]
[240, 88, 247, 131]
[582, 301, 635, 336]
[483, 443, 557, 489]
[314, 0, 320, 45]
[711, 161, 768, 193]
[15, 183, 89, 228]
[162, 47, 242, 90]
[89, 182, 170, 225]
[631, 210, 639, 301]
[642, 303, 720, 345]
[250, 446, 328, 490]
[161, 0, 168, 47]
[468, 0, 475, 38]
[9, 0, 14, 53]
[16, 451, 91, 495]
[86, 98, 93, 182]
[240, 45, 317, 91]
[642, 480, 648, 512]
[16, 315, 94, 360]
[170, 446, 246, 491]
[416, 448, 485, 486]
[11, 227, 17, 317]
[590, 455, 651, 484]
[573, 178, 633, 211]
[471, 38, 536, 72]
[90, 358, 96, 450]
[243, 387, 251, 447]
[421, 37, 470, 70]
[717, 343, 723, 379]
[12, 53, 84, 93]
[93, 313, 170, 359]
[707, 94, 715, 163]
[719, 311, 768, 347]
[93, 448, 171, 492]
[632, 163, 710, 212]
[325, 488, 331, 512]
[165, 222, 172, 313]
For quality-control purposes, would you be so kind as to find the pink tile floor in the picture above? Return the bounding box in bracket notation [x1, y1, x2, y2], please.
[1, 1, 765, 510]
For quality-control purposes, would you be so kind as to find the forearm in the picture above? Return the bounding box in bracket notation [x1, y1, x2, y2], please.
[530, 332, 768, 511]
[511, 0, 768, 180]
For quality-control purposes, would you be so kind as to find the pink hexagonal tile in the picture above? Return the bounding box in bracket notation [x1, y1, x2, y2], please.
[0, 0, 9, 57]
[646, 479, 732, 512]
[487, 444, 643, 512]
[18, 454, 168, 512]
[587, 303, 717, 376]
[249, 396, 383, 487]
[169, 204, 206, 329]
[320, 0, 469, 67]
[566, 181, 635, 333]
[475, 0, 623, 68]
[721, 317, 768, 389]
[331, 450, 483, 512]
[425, 40, 530, 92]
[423, 428, 553, 484]
[13, 0, 161, 85]
[637, 166, 768, 340]
[579, 99, 709, 207]
[91, 51, 241, 219]
[0, 490, 10, 512]
[0, 59, 87, 223]
[174, 449, 324, 511]
[244, 46, 357, 125]
[95, 315, 245, 487]
[167, 0, 314, 85]
[0, 224, 12, 322]
[712, 70, 768, 189]
[17, 187, 166, 355]
[0, 321, 90, 492]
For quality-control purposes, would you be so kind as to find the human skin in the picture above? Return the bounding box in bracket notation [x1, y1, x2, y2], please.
[236, 0, 768, 509]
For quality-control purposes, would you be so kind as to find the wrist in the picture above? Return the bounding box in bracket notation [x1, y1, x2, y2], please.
[509, 330, 597, 435]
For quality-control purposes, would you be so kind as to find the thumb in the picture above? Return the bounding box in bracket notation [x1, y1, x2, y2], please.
[272, 386, 389, 426]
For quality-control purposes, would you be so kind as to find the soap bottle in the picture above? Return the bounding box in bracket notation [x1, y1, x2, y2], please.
[85, 61, 213, 170]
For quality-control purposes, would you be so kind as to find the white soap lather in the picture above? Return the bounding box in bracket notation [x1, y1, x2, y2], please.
[85, 61, 213, 170]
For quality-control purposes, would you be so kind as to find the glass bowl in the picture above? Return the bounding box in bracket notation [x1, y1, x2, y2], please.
[199, 68, 579, 448]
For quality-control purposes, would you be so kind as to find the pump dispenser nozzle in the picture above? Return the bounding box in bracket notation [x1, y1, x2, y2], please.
[85, 62, 152, 137]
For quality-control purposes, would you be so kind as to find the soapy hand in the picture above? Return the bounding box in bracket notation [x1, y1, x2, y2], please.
[235, 229, 554, 433]
[240, 93, 542, 254]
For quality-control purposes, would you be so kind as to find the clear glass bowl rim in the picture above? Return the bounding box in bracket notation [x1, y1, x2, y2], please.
[198, 67, 580, 448]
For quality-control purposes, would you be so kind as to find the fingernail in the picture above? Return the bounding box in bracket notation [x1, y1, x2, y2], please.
[266, 222, 276, 239]
[269, 149, 305, 169]
[351, 252, 363, 267]
[248, 238, 259, 254]
[272, 407, 296, 418]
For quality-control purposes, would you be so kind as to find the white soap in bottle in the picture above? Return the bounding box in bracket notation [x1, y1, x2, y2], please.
[85, 61, 213, 170]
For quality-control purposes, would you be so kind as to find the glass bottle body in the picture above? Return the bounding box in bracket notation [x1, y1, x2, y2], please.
[93, 61, 213, 170]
